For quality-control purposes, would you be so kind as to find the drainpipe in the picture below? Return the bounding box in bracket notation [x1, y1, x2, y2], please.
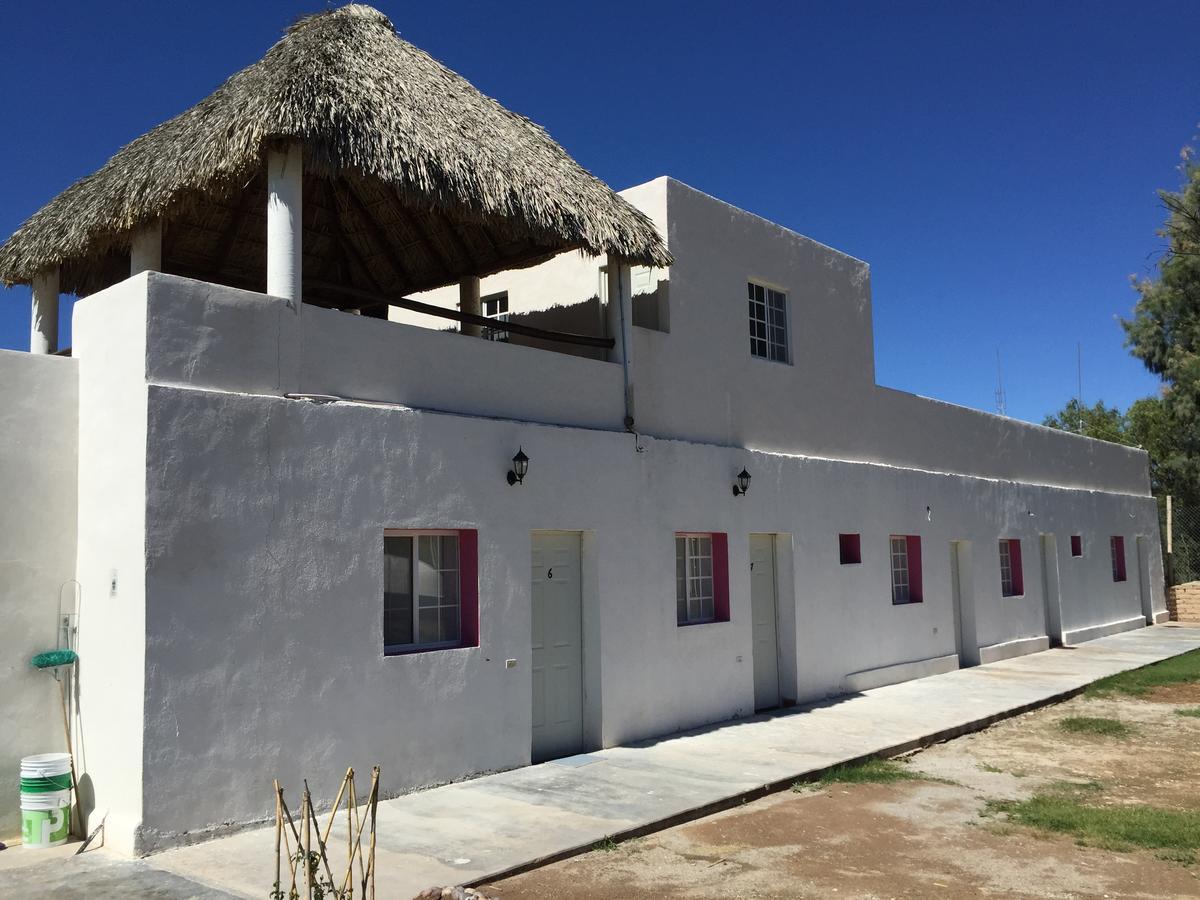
[606, 256, 635, 430]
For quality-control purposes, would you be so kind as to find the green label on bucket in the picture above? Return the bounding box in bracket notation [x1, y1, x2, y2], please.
[20, 774, 72, 792]
[21, 805, 70, 847]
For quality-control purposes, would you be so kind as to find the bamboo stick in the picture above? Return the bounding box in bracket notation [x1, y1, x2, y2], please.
[321, 768, 352, 849]
[304, 779, 338, 892]
[347, 769, 355, 899]
[303, 788, 312, 899]
[274, 780, 282, 900]
[368, 767, 379, 900]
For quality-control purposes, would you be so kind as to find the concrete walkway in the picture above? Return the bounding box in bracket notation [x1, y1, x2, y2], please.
[7, 624, 1199, 899]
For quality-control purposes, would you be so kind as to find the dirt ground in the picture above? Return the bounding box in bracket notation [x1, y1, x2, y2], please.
[482, 685, 1200, 899]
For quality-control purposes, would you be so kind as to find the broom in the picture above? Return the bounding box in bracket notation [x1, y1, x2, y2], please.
[30, 648, 81, 838]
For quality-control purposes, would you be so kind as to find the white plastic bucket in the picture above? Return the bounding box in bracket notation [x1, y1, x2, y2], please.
[20, 754, 72, 848]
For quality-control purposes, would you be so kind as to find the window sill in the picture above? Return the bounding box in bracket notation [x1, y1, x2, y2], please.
[891, 600, 924, 606]
[384, 643, 473, 657]
[677, 618, 730, 628]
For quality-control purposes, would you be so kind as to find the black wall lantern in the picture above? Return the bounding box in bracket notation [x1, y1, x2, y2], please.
[732, 467, 751, 497]
[507, 447, 530, 486]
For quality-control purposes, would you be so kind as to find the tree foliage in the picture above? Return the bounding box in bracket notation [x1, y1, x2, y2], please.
[1121, 146, 1200, 503]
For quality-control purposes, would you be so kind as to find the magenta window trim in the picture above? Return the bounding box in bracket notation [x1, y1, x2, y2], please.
[458, 529, 480, 647]
[711, 533, 730, 622]
[1000, 538, 1024, 596]
[1111, 535, 1127, 582]
[839, 533, 862, 565]
[1070, 535, 1083, 558]
[906, 535, 923, 603]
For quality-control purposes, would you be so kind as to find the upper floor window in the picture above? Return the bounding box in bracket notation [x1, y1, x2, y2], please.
[481, 291, 510, 342]
[890, 535, 923, 605]
[1070, 535, 1083, 557]
[999, 538, 1024, 597]
[1110, 536, 1127, 582]
[748, 282, 789, 363]
[384, 530, 478, 654]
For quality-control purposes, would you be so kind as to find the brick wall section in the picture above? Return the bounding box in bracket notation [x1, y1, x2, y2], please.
[1168, 581, 1200, 622]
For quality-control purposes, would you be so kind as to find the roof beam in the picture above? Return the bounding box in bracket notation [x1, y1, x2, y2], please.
[343, 180, 412, 290]
[322, 178, 384, 296]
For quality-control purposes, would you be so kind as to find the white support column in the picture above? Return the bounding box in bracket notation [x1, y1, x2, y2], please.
[460, 276, 482, 337]
[30, 268, 60, 354]
[130, 218, 162, 276]
[605, 255, 635, 425]
[267, 143, 303, 302]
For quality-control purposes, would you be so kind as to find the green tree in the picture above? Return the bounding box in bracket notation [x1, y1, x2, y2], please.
[1042, 398, 1130, 444]
[1122, 145, 1200, 504]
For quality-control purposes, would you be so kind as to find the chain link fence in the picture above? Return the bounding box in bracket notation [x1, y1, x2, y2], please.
[1161, 496, 1200, 586]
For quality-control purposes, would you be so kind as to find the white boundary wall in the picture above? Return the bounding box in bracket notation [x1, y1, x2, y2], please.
[0, 351, 77, 841]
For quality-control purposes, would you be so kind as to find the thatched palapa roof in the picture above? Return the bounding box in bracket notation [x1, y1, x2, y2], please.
[0, 4, 670, 301]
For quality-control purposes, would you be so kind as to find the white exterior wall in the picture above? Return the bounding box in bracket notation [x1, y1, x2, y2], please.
[71, 276, 152, 855]
[0, 351, 77, 841]
[38, 170, 1164, 852]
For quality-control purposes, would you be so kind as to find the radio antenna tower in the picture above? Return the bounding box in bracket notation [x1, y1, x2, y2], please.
[1076, 342, 1083, 430]
[994, 349, 1007, 417]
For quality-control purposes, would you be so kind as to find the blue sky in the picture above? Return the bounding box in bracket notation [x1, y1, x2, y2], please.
[2, 1, 1196, 424]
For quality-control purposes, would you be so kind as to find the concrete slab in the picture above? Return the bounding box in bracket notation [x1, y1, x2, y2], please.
[6, 624, 1196, 900]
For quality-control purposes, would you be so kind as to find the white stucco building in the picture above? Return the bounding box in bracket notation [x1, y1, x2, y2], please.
[0, 4, 1164, 857]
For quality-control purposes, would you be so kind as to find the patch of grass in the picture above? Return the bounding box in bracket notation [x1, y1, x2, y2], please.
[594, 837, 620, 852]
[794, 757, 952, 791]
[1175, 707, 1200, 718]
[1058, 716, 1133, 737]
[1043, 779, 1104, 796]
[986, 794, 1200, 856]
[1085, 649, 1200, 698]
[1156, 848, 1196, 866]
[979, 763, 1004, 774]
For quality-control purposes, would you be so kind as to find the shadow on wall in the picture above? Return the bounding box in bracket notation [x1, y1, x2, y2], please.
[506, 280, 669, 361]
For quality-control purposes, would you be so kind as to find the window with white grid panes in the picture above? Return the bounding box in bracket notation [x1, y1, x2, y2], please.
[676, 534, 715, 624]
[748, 282, 788, 362]
[384, 532, 462, 652]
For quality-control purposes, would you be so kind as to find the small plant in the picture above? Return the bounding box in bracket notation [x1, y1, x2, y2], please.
[1058, 716, 1132, 737]
[1175, 707, 1200, 718]
[979, 763, 1003, 774]
[595, 836, 621, 852]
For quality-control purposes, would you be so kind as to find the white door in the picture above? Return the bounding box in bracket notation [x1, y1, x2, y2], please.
[1040, 534, 1065, 645]
[1136, 536, 1154, 624]
[750, 534, 781, 711]
[531, 532, 584, 763]
[951, 541, 978, 666]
